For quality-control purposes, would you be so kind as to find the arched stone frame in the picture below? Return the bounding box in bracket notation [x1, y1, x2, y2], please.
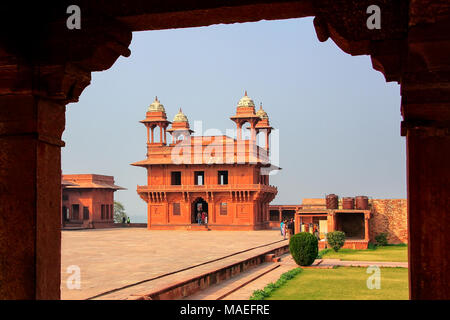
[0, 0, 448, 300]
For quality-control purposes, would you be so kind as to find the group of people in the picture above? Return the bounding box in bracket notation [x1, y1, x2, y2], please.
[196, 211, 208, 225]
[280, 218, 295, 240]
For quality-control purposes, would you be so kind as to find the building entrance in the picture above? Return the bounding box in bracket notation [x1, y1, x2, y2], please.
[192, 198, 208, 224]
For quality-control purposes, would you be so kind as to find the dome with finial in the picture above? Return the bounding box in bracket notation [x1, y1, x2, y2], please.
[256, 103, 269, 119]
[148, 96, 165, 112]
[173, 108, 188, 123]
[237, 91, 255, 108]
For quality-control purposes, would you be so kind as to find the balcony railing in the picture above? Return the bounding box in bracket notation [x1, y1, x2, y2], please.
[137, 183, 278, 193]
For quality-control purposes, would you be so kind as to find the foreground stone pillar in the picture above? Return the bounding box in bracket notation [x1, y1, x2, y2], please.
[407, 127, 450, 300]
[0, 95, 65, 299]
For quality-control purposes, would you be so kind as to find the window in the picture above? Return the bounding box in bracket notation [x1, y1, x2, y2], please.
[171, 171, 181, 185]
[173, 203, 180, 215]
[194, 171, 204, 185]
[72, 204, 79, 220]
[62, 194, 69, 201]
[220, 202, 227, 215]
[218, 170, 228, 185]
[83, 207, 89, 220]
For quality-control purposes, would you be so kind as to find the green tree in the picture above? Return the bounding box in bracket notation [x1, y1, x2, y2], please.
[327, 231, 346, 252]
[114, 201, 128, 223]
[289, 232, 319, 266]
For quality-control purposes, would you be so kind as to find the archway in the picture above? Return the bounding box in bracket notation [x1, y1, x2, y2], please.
[0, 0, 448, 301]
[191, 197, 209, 224]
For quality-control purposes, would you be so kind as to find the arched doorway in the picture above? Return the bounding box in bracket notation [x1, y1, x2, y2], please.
[191, 197, 208, 224]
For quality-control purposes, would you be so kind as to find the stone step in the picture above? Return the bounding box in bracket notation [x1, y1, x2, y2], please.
[188, 225, 210, 231]
[182, 262, 281, 300]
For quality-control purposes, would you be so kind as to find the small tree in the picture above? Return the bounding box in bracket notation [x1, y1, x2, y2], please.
[114, 201, 127, 223]
[289, 232, 319, 266]
[375, 233, 388, 246]
[327, 231, 346, 252]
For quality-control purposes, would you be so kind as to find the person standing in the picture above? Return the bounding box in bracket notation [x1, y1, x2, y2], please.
[282, 220, 287, 240]
[204, 212, 208, 225]
[280, 220, 284, 236]
[127, 217, 130, 226]
[197, 211, 202, 225]
[287, 219, 292, 239]
[201, 211, 205, 225]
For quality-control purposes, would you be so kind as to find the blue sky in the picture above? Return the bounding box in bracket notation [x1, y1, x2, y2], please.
[62, 17, 405, 223]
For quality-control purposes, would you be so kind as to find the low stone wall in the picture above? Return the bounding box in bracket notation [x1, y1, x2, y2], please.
[319, 240, 369, 250]
[370, 199, 407, 244]
[130, 244, 289, 300]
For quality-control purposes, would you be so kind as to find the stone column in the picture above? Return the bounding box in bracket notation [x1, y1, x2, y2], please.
[0, 94, 65, 299]
[407, 127, 450, 300]
[0, 8, 132, 299]
[151, 126, 154, 143]
[364, 215, 369, 241]
[237, 122, 242, 141]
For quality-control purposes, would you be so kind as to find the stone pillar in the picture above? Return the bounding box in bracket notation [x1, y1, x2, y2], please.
[159, 126, 163, 143]
[0, 94, 65, 299]
[151, 126, 154, 143]
[250, 123, 256, 142]
[364, 215, 369, 241]
[237, 123, 242, 141]
[147, 194, 151, 229]
[407, 127, 450, 300]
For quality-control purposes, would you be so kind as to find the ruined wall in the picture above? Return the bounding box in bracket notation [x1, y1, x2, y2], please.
[370, 199, 407, 244]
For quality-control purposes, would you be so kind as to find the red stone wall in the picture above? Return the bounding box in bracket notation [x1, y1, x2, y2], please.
[62, 188, 115, 224]
[369, 199, 408, 244]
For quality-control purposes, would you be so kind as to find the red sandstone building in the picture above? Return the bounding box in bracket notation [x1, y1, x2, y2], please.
[132, 93, 279, 230]
[62, 174, 125, 228]
[269, 196, 408, 249]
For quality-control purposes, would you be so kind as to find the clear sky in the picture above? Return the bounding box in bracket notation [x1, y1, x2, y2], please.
[62, 17, 405, 223]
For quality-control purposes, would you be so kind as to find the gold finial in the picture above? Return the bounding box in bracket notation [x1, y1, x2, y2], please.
[245, 90, 247, 96]
[260, 102, 263, 110]
[155, 96, 158, 101]
[179, 108, 182, 113]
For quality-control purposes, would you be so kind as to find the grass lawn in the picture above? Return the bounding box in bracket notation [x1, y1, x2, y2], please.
[320, 245, 408, 262]
[267, 267, 408, 300]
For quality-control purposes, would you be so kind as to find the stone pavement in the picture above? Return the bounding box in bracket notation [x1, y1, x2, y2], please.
[319, 259, 408, 268]
[61, 228, 283, 300]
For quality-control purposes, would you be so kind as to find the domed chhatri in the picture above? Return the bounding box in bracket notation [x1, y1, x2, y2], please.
[148, 96, 165, 112]
[172, 108, 189, 123]
[237, 91, 255, 108]
[256, 103, 269, 120]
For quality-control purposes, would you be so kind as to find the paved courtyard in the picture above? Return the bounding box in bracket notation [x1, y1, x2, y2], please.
[61, 228, 282, 300]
